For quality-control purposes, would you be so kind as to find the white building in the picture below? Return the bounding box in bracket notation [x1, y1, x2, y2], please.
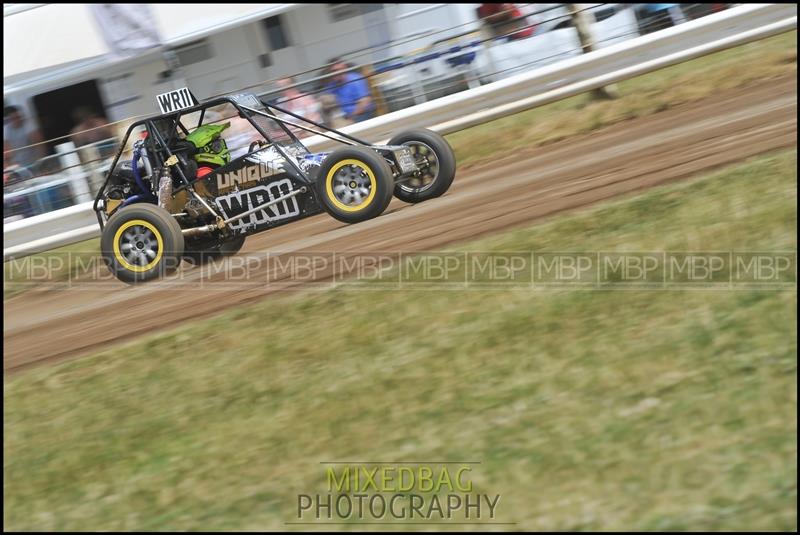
[4, 3, 484, 148]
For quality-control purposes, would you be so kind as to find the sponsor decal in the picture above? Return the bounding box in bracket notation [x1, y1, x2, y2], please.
[228, 93, 263, 109]
[297, 152, 329, 173]
[245, 146, 284, 166]
[216, 178, 300, 231]
[217, 161, 285, 191]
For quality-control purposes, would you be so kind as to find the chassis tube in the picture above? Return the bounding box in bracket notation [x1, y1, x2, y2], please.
[266, 101, 371, 146]
[240, 105, 359, 148]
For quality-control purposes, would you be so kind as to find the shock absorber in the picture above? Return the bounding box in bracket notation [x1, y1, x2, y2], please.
[157, 165, 173, 211]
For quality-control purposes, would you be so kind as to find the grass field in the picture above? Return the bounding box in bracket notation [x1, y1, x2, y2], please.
[4, 150, 796, 531]
[3, 30, 796, 298]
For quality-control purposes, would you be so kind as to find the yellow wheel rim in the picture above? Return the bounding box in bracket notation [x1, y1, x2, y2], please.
[112, 219, 164, 273]
[325, 159, 377, 212]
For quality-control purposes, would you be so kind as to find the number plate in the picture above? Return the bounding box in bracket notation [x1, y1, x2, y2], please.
[394, 148, 417, 174]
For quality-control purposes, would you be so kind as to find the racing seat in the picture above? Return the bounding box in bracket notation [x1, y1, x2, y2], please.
[169, 139, 200, 180]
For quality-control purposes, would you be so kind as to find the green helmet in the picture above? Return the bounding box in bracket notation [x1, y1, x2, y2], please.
[185, 122, 231, 167]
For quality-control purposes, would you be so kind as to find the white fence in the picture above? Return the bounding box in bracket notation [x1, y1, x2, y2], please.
[3, 3, 797, 260]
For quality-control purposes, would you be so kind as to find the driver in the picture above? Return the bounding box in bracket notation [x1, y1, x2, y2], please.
[171, 122, 232, 179]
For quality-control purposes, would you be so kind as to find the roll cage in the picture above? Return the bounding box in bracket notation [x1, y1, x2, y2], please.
[92, 94, 375, 229]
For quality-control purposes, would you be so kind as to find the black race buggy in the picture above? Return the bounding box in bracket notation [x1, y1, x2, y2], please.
[93, 90, 456, 283]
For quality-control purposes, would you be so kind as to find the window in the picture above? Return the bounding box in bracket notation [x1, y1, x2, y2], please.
[328, 4, 384, 22]
[262, 15, 290, 50]
[172, 39, 213, 66]
[592, 6, 618, 23]
[328, 4, 360, 22]
[360, 4, 383, 15]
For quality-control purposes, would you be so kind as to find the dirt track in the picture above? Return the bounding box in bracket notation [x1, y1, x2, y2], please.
[4, 77, 797, 373]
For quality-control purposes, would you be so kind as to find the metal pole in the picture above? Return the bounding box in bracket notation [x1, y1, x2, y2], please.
[566, 4, 619, 100]
[56, 142, 93, 204]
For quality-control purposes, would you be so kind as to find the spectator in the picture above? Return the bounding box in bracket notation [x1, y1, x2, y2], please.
[318, 93, 348, 129]
[476, 3, 534, 41]
[4, 105, 45, 171]
[71, 106, 116, 159]
[70, 106, 115, 156]
[325, 59, 376, 123]
[276, 77, 323, 136]
[634, 4, 687, 35]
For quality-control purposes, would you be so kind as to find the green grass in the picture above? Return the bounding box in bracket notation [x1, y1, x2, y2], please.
[4, 31, 796, 297]
[448, 30, 797, 167]
[3, 238, 100, 299]
[4, 150, 796, 531]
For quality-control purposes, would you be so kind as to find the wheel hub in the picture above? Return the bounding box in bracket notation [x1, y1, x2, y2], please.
[332, 165, 372, 207]
[400, 141, 439, 193]
[119, 225, 160, 267]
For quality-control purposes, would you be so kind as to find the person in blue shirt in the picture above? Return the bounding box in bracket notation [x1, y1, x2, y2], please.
[325, 59, 376, 123]
[635, 4, 687, 34]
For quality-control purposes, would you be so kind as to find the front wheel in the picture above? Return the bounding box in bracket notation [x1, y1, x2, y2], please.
[388, 128, 456, 203]
[101, 203, 185, 284]
[316, 146, 394, 224]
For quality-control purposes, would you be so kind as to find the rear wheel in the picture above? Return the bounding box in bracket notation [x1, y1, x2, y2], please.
[316, 146, 394, 223]
[183, 235, 246, 265]
[389, 128, 456, 203]
[101, 203, 184, 284]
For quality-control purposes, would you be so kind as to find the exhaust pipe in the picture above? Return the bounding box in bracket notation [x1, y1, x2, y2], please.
[182, 223, 222, 238]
